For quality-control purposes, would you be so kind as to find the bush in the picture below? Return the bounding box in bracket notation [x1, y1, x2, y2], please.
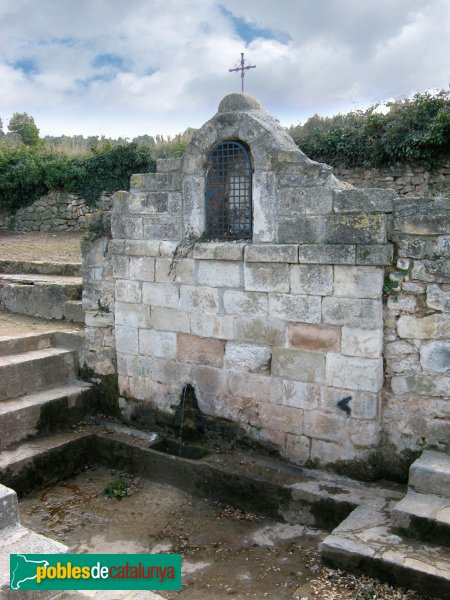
[0, 143, 156, 213]
[288, 89, 450, 168]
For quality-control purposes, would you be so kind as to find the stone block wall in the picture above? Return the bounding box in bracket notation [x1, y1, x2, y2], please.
[383, 197, 450, 453]
[334, 160, 450, 199]
[81, 94, 449, 473]
[112, 235, 390, 464]
[0, 191, 112, 231]
[81, 235, 116, 375]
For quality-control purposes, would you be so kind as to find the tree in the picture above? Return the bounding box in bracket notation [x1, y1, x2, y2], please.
[7, 112, 40, 146]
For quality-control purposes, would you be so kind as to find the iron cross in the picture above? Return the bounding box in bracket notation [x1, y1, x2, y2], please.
[229, 53, 256, 93]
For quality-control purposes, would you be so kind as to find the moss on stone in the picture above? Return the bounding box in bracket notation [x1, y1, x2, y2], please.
[80, 364, 120, 417]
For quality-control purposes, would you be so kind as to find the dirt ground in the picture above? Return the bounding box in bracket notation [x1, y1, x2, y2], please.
[19, 467, 429, 600]
[0, 230, 82, 263]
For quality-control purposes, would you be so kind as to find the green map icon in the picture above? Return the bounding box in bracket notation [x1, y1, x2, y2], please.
[10, 554, 49, 590]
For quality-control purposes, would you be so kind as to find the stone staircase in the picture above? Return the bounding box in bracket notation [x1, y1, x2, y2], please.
[0, 332, 92, 451]
[321, 450, 450, 598]
[0, 266, 92, 597]
[0, 259, 84, 324]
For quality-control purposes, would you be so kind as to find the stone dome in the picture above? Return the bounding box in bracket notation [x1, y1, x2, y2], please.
[218, 93, 265, 113]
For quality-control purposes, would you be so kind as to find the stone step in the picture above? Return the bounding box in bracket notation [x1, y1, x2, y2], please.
[0, 332, 54, 356]
[0, 348, 78, 402]
[392, 490, 450, 548]
[321, 504, 450, 598]
[0, 523, 67, 597]
[63, 300, 85, 324]
[409, 450, 450, 497]
[0, 382, 93, 450]
[0, 484, 18, 529]
[0, 274, 82, 322]
[0, 259, 81, 277]
[0, 429, 96, 496]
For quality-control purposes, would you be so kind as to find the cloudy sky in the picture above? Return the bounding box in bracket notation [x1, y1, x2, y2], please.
[1, 0, 449, 138]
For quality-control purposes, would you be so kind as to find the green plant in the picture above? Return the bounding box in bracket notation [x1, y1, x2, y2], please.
[289, 89, 450, 168]
[383, 277, 399, 301]
[104, 479, 129, 500]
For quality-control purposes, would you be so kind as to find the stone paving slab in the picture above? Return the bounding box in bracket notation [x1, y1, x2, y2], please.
[0, 524, 68, 595]
[321, 504, 450, 598]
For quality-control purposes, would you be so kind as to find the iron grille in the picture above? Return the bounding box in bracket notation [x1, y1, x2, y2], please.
[205, 141, 252, 240]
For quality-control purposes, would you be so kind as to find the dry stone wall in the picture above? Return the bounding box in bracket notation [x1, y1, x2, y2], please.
[383, 196, 450, 454]
[0, 191, 112, 231]
[334, 161, 450, 199]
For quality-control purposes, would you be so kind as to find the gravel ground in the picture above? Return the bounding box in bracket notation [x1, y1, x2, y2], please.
[0, 230, 82, 263]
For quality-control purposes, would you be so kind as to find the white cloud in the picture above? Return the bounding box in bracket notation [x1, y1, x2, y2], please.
[0, 0, 448, 137]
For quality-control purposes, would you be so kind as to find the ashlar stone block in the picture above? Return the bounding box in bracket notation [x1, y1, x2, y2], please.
[190, 312, 234, 340]
[298, 244, 355, 265]
[142, 282, 179, 308]
[115, 326, 139, 355]
[244, 263, 289, 292]
[244, 244, 298, 263]
[179, 285, 220, 313]
[115, 301, 151, 328]
[356, 244, 393, 266]
[177, 334, 225, 368]
[223, 290, 268, 317]
[281, 379, 320, 410]
[155, 258, 195, 284]
[138, 329, 177, 359]
[322, 297, 382, 328]
[272, 347, 326, 383]
[290, 264, 333, 295]
[268, 293, 321, 323]
[324, 214, 386, 244]
[124, 240, 161, 257]
[259, 402, 304, 435]
[277, 186, 333, 215]
[333, 266, 383, 298]
[115, 280, 141, 304]
[225, 343, 272, 373]
[151, 307, 190, 333]
[321, 386, 379, 420]
[128, 256, 155, 282]
[333, 188, 395, 213]
[304, 411, 347, 443]
[197, 261, 242, 288]
[288, 323, 341, 352]
[326, 354, 383, 393]
[235, 316, 286, 345]
[341, 327, 383, 358]
[193, 242, 245, 261]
